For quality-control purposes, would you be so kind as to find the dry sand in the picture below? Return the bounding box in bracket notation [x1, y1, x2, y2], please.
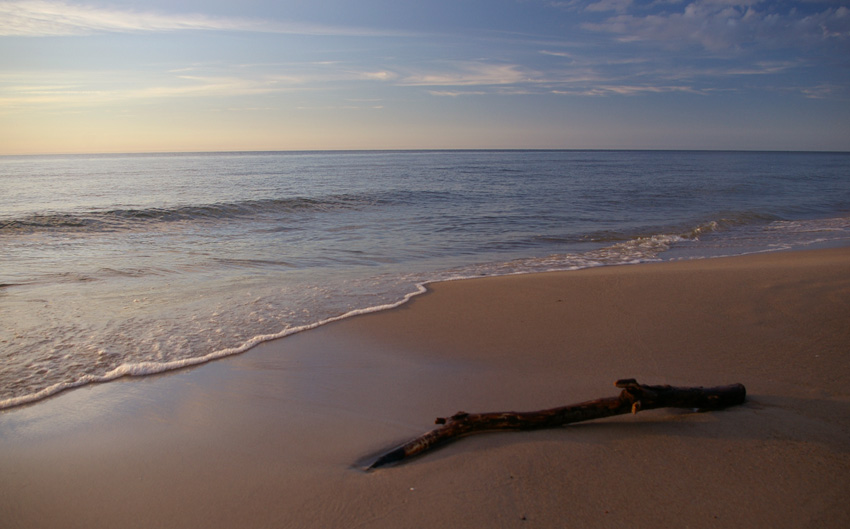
[1, 247, 849, 528]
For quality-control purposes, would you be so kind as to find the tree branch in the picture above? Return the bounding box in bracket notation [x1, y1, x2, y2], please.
[366, 379, 746, 470]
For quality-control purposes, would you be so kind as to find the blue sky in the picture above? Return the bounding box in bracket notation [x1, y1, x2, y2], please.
[1, 0, 848, 153]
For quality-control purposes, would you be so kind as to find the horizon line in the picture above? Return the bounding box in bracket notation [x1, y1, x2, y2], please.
[4, 147, 849, 157]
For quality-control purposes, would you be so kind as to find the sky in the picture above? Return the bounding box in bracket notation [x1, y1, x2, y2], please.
[1, 0, 849, 154]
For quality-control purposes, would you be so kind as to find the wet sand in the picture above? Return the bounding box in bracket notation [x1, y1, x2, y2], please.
[1, 247, 849, 528]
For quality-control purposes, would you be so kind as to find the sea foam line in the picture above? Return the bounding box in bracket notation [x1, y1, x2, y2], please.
[0, 283, 430, 411]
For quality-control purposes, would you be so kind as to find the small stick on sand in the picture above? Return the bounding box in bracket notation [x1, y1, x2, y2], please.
[366, 379, 746, 470]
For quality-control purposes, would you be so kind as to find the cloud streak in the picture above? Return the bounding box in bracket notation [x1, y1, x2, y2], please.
[0, 62, 404, 111]
[580, 0, 850, 52]
[397, 62, 533, 87]
[0, 72, 285, 109]
[0, 0, 410, 37]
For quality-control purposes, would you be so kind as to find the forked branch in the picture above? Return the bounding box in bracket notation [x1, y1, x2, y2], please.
[366, 379, 746, 470]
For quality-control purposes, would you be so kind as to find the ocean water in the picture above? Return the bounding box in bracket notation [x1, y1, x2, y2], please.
[2, 150, 849, 409]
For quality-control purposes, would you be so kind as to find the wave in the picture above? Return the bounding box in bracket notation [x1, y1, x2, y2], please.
[0, 283, 431, 411]
[459, 212, 819, 277]
[16, 267, 174, 287]
[665, 213, 779, 243]
[527, 211, 781, 248]
[0, 192, 395, 234]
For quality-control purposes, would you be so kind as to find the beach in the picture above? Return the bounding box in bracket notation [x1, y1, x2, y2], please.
[1, 246, 849, 528]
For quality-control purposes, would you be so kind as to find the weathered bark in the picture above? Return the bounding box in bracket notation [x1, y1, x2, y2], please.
[366, 379, 746, 470]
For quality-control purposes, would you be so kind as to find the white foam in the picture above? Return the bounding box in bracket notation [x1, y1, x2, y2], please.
[0, 283, 431, 411]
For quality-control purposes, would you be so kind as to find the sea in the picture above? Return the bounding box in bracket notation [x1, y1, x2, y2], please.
[2, 150, 849, 410]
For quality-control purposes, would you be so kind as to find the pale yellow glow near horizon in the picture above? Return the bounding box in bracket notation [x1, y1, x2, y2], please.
[0, 89, 590, 155]
[1, 108, 574, 155]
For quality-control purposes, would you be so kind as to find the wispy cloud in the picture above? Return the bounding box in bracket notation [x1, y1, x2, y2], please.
[0, 0, 411, 37]
[296, 103, 384, 111]
[798, 84, 847, 100]
[427, 90, 491, 97]
[398, 62, 533, 86]
[539, 49, 576, 58]
[584, 0, 633, 14]
[580, 1, 850, 52]
[553, 84, 703, 96]
[0, 62, 402, 110]
[394, 58, 711, 97]
[357, 71, 399, 81]
[0, 72, 286, 109]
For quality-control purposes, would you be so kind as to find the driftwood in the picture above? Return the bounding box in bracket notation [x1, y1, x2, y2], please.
[366, 379, 746, 470]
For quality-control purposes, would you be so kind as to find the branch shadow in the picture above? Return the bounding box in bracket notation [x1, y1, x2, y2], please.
[357, 393, 850, 471]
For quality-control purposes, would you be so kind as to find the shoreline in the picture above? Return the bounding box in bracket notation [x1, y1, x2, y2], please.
[2, 247, 849, 528]
[5, 239, 847, 413]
